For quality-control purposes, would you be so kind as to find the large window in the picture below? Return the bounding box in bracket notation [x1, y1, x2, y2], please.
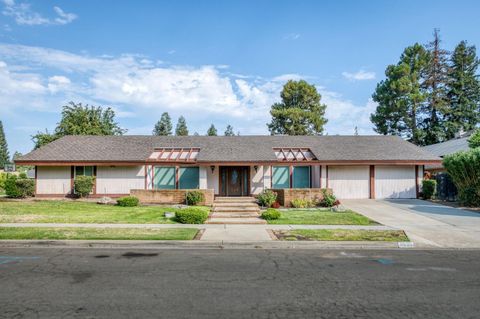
[75, 166, 94, 177]
[154, 167, 175, 189]
[293, 166, 310, 188]
[272, 166, 290, 189]
[178, 167, 199, 189]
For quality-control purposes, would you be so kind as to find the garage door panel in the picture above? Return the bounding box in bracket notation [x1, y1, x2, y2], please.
[375, 166, 416, 199]
[329, 166, 370, 199]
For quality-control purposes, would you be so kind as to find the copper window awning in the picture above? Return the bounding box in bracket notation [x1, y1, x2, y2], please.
[273, 148, 316, 161]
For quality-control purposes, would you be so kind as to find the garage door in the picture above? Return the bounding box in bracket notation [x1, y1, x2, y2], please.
[328, 166, 370, 199]
[375, 166, 416, 199]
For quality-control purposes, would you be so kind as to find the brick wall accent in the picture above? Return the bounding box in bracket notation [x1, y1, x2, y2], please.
[130, 189, 214, 206]
[271, 188, 332, 207]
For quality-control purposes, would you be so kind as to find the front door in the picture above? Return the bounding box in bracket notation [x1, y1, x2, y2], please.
[220, 166, 249, 196]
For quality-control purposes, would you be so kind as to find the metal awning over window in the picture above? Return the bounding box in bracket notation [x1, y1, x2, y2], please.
[148, 148, 200, 162]
[274, 148, 316, 161]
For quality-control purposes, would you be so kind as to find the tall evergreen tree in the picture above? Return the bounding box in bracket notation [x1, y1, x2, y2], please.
[175, 116, 189, 136]
[0, 121, 9, 168]
[421, 29, 450, 144]
[371, 43, 428, 144]
[207, 124, 217, 136]
[445, 41, 480, 139]
[153, 112, 173, 136]
[224, 125, 235, 136]
[267, 80, 327, 135]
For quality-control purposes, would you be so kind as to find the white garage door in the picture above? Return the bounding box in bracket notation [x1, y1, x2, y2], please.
[375, 166, 416, 199]
[328, 166, 370, 199]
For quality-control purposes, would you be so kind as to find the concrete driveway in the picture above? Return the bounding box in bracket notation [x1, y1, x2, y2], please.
[343, 199, 480, 249]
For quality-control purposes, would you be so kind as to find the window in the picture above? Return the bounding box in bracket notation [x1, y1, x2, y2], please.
[272, 166, 290, 189]
[293, 166, 310, 188]
[178, 167, 199, 189]
[154, 167, 175, 189]
[75, 166, 94, 177]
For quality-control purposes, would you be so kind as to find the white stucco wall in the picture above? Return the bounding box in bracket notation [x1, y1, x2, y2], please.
[96, 166, 145, 195]
[328, 166, 370, 199]
[250, 165, 265, 195]
[206, 165, 219, 194]
[320, 165, 327, 188]
[36, 166, 71, 195]
[199, 166, 208, 189]
[375, 166, 416, 199]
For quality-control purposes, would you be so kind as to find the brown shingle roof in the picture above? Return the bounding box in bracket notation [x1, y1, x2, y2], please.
[16, 135, 441, 164]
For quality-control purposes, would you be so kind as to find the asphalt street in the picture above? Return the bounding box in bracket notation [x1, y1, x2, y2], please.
[1, 248, 479, 318]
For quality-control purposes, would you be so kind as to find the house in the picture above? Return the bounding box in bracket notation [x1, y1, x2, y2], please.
[422, 131, 472, 172]
[15, 135, 441, 203]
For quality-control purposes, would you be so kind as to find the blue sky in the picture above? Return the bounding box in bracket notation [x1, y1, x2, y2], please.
[1, 0, 479, 154]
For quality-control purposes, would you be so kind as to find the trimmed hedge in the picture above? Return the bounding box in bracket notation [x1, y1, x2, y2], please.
[291, 198, 316, 208]
[175, 208, 209, 224]
[443, 148, 480, 206]
[185, 190, 204, 206]
[74, 176, 95, 198]
[422, 179, 437, 199]
[5, 175, 35, 198]
[261, 208, 281, 220]
[117, 196, 140, 207]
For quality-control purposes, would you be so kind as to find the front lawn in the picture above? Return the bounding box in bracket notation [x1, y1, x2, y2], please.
[274, 229, 408, 241]
[0, 200, 210, 224]
[267, 209, 378, 225]
[0, 227, 199, 240]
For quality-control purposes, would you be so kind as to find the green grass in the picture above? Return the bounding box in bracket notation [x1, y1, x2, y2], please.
[0, 200, 210, 224]
[0, 227, 199, 240]
[275, 229, 409, 242]
[267, 209, 378, 225]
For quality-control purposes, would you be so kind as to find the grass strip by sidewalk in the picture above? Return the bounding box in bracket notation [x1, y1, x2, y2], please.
[274, 229, 409, 242]
[0, 227, 199, 240]
[267, 209, 378, 225]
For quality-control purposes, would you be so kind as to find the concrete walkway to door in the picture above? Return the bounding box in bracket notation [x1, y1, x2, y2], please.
[342, 199, 480, 248]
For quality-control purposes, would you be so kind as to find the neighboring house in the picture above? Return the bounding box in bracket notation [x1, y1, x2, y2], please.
[15, 135, 441, 201]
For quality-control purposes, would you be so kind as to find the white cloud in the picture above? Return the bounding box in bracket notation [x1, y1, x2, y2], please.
[0, 43, 377, 147]
[283, 33, 301, 40]
[342, 70, 376, 81]
[2, 0, 77, 26]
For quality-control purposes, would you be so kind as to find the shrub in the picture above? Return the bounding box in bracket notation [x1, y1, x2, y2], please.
[5, 175, 35, 198]
[257, 189, 277, 207]
[443, 149, 480, 206]
[0, 172, 7, 191]
[74, 175, 95, 198]
[291, 198, 316, 208]
[18, 172, 28, 179]
[319, 189, 337, 207]
[261, 208, 281, 220]
[175, 208, 209, 224]
[422, 179, 437, 199]
[468, 129, 480, 149]
[185, 190, 204, 206]
[271, 201, 281, 209]
[116, 196, 140, 207]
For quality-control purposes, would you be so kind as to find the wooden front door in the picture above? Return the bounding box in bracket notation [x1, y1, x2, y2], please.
[220, 166, 249, 196]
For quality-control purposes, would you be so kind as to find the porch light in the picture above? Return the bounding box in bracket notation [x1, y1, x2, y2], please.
[210, 165, 215, 173]
[253, 165, 258, 173]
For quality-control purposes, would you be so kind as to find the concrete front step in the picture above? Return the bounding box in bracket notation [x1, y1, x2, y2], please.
[205, 217, 267, 224]
[213, 207, 260, 213]
[214, 197, 257, 203]
[213, 202, 259, 207]
[210, 212, 260, 218]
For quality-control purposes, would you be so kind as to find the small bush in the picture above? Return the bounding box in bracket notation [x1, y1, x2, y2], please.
[5, 175, 35, 198]
[261, 208, 281, 220]
[185, 190, 204, 206]
[175, 208, 209, 224]
[74, 176, 95, 197]
[117, 196, 140, 207]
[291, 198, 316, 208]
[257, 189, 277, 207]
[0, 172, 7, 191]
[271, 201, 281, 209]
[18, 172, 28, 179]
[422, 179, 437, 199]
[319, 189, 337, 207]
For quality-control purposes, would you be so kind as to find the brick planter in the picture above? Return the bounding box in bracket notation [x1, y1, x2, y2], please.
[130, 189, 214, 206]
[271, 188, 332, 208]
